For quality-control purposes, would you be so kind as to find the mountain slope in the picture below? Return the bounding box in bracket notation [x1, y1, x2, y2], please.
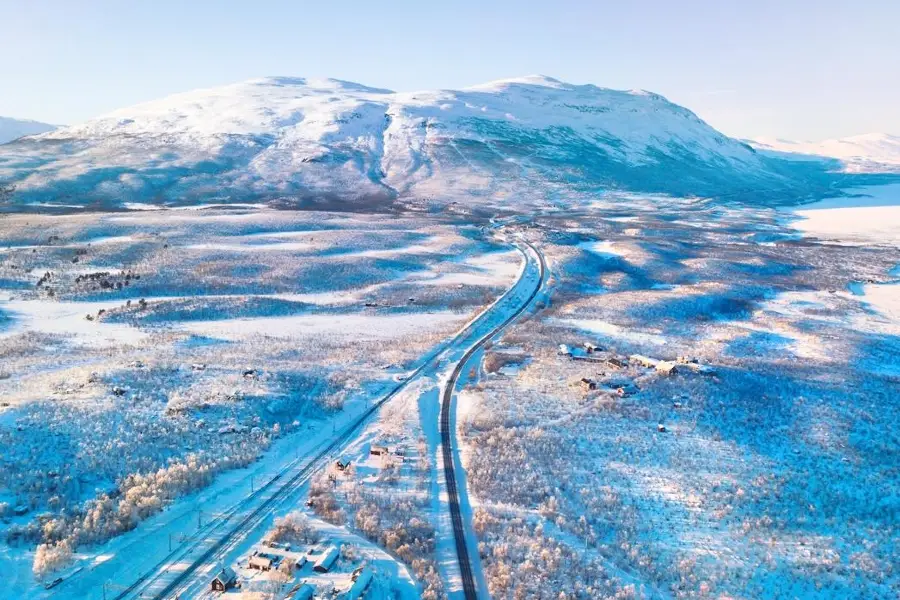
[0, 116, 56, 144]
[0, 76, 843, 209]
[751, 133, 900, 173]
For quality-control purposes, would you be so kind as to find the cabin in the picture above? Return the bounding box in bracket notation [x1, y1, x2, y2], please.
[341, 566, 374, 599]
[630, 354, 659, 369]
[575, 377, 597, 392]
[606, 357, 627, 369]
[248, 553, 275, 571]
[655, 361, 679, 376]
[657, 423, 667, 433]
[370, 445, 390, 457]
[583, 342, 601, 353]
[285, 583, 315, 600]
[210, 566, 237, 592]
[558, 344, 572, 357]
[313, 545, 339, 573]
[335, 458, 352, 472]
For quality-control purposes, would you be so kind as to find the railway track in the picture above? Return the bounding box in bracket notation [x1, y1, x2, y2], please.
[103, 237, 544, 600]
[440, 239, 546, 600]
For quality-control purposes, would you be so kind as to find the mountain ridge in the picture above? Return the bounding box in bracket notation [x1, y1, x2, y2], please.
[0, 116, 57, 145]
[0, 76, 881, 210]
[750, 133, 900, 173]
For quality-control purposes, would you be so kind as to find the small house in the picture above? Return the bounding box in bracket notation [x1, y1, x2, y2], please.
[370, 445, 390, 457]
[606, 357, 627, 369]
[576, 377, 597, 392]
[655, 361, 678, 376]
[558, 344, 572, 357]
[249, 553, 275, 571]
[313, 545, 339, 573]
[341, 566, 374, 599]
[630, 354, 659, 369]
[286, 584, 315, 600]
[335, 458, 352, 472]
[210, 566, 237, 592]
[583, 342, 601, 354]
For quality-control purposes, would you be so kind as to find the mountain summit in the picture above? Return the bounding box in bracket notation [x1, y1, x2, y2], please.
[0, 76, 846, 209]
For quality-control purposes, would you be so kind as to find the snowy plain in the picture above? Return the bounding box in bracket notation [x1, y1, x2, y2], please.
[0, 208, 522, 599]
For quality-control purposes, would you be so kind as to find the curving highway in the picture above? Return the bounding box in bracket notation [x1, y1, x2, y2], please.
[441, 239, 547, 600]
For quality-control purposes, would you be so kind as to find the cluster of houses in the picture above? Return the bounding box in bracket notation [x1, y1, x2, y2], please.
[563, 341, 715, 398]
[335, 443, 404, 474]
[210, 538, 374, 599]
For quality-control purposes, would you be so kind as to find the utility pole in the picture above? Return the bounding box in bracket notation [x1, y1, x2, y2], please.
[168, 532, 187, 552]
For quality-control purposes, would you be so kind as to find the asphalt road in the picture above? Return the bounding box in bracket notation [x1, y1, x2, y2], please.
[440, 239, 547, 600]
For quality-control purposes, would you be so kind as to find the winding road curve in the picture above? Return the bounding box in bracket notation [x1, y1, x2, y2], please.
[441, 239, 547, 600]
[79, 235, 546, 600]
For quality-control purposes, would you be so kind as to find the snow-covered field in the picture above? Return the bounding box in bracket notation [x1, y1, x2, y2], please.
[455, 189, 900, 599]
[787, 183, 900, 246]
[2, 178, 899, 599]
[0, 208, 520, 598]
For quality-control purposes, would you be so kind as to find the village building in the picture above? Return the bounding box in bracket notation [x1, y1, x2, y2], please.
[285, 583, 315, 600]
[370, 445, 390, 456]
[248, 553, 275, 571]
[630, 354, 659, 368]
[656, 361, 679, 376]
[606, 356, 627, 369]
[210, 566, 237, 592]
[574, 377, 597, 392]
[341, 566, 374, 599]
[313, 545, 339, 572]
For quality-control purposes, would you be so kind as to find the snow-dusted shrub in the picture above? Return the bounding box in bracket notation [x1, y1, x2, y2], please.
[32, 539, 73, 578]
[269, 511, 320, 545]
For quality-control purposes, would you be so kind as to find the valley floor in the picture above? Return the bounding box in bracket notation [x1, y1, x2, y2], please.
[0, 185, 898, 599]
[457, 187, 900, 599]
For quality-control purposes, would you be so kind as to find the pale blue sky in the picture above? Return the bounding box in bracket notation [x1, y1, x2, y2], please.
[1, 0, 897, 140]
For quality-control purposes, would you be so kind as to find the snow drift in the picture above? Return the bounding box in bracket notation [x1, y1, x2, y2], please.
[0, 76, 872, 209]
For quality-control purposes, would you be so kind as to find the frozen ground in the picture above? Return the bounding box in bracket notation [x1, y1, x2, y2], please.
[455, 189, 899, 599]
[2, 183, 899, 599]
[786, 183, 900, 246]
[0, 208, 520, 598]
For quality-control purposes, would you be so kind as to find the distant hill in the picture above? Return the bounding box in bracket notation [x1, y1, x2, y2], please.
[0, 116, 56, 144]
[751, 133, 900, 174]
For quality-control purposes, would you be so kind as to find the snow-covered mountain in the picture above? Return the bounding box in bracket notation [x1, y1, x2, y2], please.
[751, 133, 900, 173]
[0, 116, 56, 144]
[0, 76, 845, 209]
